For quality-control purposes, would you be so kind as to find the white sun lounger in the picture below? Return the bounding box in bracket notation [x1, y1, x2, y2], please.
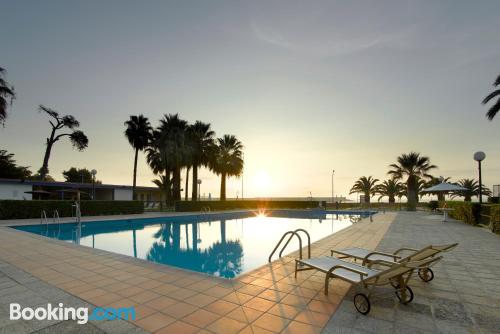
[331, 243, 457, 282]
[295, 255, 442, 314]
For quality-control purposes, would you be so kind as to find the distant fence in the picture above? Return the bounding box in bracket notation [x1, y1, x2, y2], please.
[174, 200, 323, 212]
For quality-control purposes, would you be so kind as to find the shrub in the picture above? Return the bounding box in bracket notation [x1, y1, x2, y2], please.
[489, 206, 500, 234]
[428, 200, 439, 211]
[446, 201, 475, 225]
[175, 200, 321, 212]
[0, 200, 143, 220]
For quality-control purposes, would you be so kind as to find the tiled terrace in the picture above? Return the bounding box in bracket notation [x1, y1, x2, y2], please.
[0, 212, 393, 333]
[1, 211, 498, 333]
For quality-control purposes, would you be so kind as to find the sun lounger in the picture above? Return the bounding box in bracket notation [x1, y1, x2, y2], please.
[295, 256, 442, 314]
[331, 243, 457, 282]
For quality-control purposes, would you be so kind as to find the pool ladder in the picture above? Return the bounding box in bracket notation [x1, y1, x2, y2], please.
[268, 229, 311, 263]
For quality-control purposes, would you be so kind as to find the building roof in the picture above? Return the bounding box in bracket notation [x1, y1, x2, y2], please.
[0, 178, 159, 191]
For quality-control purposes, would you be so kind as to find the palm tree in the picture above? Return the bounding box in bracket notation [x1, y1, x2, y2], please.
[147, 130, 172, 204]
[38, 105, 88, 180]
[388, 152, 436, 211]
[211, 135, 243, 200]
[451, 179, 491, 202]
[124, 115, 152, 200]
[349, 176, 379, 203]
[482, 74, 500, 120]
[0, 67, 15, 125]
[157, 114, 189, 201]
[374, 179, 404, 203]
[187, 121, 215, 201]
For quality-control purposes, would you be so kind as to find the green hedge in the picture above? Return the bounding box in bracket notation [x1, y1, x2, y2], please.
[446, 201, 475, 225]
[175, 200, 322, 212]
[0, 200, 144, 220]
[488, 206, 500, 234]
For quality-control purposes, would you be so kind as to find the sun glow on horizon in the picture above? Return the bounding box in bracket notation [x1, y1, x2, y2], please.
[253, 169, 271, 195]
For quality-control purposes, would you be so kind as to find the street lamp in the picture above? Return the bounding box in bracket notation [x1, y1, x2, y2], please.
[331, 170, 335, 204]
[91, 169, 97, 200]
[473, 151, 486, 204]
[197, 179, 202, 201]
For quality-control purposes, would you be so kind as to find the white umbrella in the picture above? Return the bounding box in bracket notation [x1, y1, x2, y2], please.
[422, 182, 467, 193]
[422, 182, 468, 222]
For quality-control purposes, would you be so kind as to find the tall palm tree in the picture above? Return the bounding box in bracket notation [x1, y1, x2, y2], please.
[388, 152, 436, 211]
[124, 115, 152, 200]
[157, 114, 189, 201]
[38, 105, 88, 180]
[482, 74, 500, 120]
[211, 135, 243, 200]
[349, 176, 379, 203]
[147, 130, 172, 204]
[451, 178, 491, 202]
[374, 179, 404, 203]
[0, 67, 15, 125]
[187, 121, 215, 201]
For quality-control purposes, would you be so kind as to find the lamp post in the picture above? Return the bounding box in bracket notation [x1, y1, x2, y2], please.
[473, 151, 486, 204]
[331, 170, 335, 204]
[197, 179, 202, 201]
[91, 169, 97, 200]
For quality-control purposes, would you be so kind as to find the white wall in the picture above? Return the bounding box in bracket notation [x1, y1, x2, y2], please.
[0, 184, 32, 200]
[113, 188, 133, 200]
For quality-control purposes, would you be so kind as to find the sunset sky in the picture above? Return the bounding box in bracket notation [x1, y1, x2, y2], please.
[1, 0, 499, 200]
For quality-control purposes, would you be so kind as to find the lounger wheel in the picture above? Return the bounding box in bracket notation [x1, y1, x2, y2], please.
[354, 293, 371, 315]
[418, 268, 434, 282]
[395, 286, 414, 304]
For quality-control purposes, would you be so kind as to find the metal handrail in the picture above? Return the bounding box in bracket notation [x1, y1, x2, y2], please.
[278, 228, 311, 259]
[269, 229, 311, 263]
[53, 210, 60, 223]
[40, 210, 48, 224]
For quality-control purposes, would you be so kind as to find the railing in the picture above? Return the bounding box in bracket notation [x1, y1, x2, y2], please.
[269, 229, 311, 263]
[40, 210, 48, 224]
[53, 210, 60, 223]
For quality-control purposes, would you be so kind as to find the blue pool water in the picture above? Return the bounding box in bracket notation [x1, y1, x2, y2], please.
[13, 210, 374, 279]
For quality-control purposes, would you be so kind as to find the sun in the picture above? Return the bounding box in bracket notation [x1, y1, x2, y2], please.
[254, 170, 271, 192]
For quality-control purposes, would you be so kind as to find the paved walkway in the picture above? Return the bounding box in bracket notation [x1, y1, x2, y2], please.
[0, 212, 394, 334]
[323, 211, 500, 334]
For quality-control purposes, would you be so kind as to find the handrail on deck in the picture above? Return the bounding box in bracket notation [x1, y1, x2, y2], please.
[40, 210, 48, 224]
[268, 229, 311, 263]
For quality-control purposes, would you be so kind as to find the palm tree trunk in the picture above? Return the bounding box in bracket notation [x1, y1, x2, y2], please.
[132, 148, 138, 200]
[364, 192, 370, 203]
[220, 172, 226, 200]
[172, 167, 181, 201]
[389, 196, 395, 203]
[220, 219, 226, 244]
[40, 129, 56, 180]
[184, 166, 190, 201]
[164, 170, 172, 204]
[191, 164, 198, 201]
[407, 176, 417, 211]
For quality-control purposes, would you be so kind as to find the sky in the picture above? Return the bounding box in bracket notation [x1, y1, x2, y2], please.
[1, 0, 500, 200]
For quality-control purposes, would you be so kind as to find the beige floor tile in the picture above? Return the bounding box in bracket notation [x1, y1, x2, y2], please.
[156, 320, 200, 334]
[243, 297, 276, 312]
[207, 317, 247, 334]
[252, 313, 291, 333]
[182, 309, 221, 328]
[162, 301, 198, 318]
[134, 312, 176, 333]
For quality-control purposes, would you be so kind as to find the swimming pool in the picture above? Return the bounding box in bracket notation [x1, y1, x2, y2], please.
[13, 210, 374, 279]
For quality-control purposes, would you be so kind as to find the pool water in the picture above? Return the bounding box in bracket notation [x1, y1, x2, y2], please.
[13, 210, 372, 279]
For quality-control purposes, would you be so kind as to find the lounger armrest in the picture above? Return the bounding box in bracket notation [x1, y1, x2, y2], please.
[363, 251, 401, 262]
[327, 265, 369, 282]
[366, 259, 397, 267]
[393, 247, 420, 255]
[406, 256, 443, 269]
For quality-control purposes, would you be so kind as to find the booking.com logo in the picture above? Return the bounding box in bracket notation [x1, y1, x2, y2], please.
[10, 303, 136, 324]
